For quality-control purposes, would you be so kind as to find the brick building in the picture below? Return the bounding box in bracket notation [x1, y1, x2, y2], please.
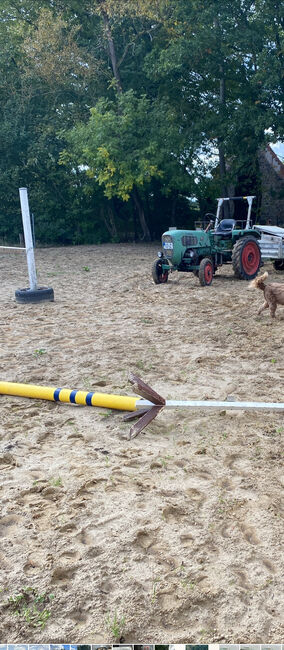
[258, 145, 284, 225]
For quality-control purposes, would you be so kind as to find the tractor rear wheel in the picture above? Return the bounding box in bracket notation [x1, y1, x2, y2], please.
[199, 257, 213, 286]
[232, 236, 261, 280]
[273, 259, 284, 271]
[152, 259, 169, 284]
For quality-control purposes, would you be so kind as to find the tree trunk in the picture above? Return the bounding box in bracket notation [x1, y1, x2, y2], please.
[100, 201, 118, 239]
[218, 139, 227, 194]
[101, 8, 123, 94]
[132, 186, 151, 241]
[171, 189, 178, 222]
[99, 3, 150, 239]
[213, 14, 230, 216]
[218, 66, 230, 217]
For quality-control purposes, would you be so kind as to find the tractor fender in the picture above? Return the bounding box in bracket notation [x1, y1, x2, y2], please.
[236, 230, 261, 241]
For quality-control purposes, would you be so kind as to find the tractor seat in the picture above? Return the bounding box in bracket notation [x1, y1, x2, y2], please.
[214, 219, 236, 238]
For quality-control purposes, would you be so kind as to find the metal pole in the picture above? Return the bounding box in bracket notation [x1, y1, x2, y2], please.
[19, 188, 37, 291]
[128, 373, 284, 437]
[0, 246, 26, 251]
[136, 398, 284, 412]
[214, 198, 223, 229]
[246, 196, 254, 229]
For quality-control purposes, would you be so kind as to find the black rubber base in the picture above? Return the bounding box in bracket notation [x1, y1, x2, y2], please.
[15, 286, 54, 303]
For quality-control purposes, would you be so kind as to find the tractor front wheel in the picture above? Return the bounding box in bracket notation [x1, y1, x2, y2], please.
[152, 259, 169, 284]
[232, 236, 261, 280]
[199, 257, 213, 286]
[273, 259, 284, 271]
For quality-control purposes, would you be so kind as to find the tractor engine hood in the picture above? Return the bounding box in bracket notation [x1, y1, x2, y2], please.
[162, 229, 210, 259]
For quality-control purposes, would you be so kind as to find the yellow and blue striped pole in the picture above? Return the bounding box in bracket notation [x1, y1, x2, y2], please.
[0, 381, 138, 412]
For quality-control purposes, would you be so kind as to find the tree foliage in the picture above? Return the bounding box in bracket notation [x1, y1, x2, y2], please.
[0, 0, 282, 244]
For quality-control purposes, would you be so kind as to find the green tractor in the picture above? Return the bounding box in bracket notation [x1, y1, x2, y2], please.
[152, 196, 262, 286]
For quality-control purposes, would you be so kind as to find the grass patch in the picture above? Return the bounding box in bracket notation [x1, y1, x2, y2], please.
[105, 610, 126, 640]
[6, 587, 54, 629]
[49, 477, 63, 487]
[33, 348, 47, 357]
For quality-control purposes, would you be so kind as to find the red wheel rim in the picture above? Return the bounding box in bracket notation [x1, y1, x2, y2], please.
[204, 263, 213, 284]
[159, 271, 168, 283]
[158, 264, 168, 283]
[241, 242, 260, 274]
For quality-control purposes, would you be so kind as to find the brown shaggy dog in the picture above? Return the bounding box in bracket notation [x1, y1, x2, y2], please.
[249, 271, 284, 317]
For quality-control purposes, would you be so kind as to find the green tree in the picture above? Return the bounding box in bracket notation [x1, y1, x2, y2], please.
[142, 0, 277, 201]
[0, 0, 283, 244]
[61, 89, 196, 239]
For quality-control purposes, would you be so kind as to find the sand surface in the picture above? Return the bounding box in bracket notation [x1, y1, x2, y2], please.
[0, 243, 283, 643]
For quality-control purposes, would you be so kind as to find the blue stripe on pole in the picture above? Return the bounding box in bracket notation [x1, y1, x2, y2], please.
[69, 390, 78, 404]
[54, 388, 61, 401]
[86, 392, 94, 406]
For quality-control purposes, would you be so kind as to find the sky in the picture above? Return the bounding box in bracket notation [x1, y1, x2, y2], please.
[270, 141, 284, 160]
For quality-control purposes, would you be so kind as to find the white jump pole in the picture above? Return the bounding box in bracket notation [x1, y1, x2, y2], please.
[19, 187, 37, 291]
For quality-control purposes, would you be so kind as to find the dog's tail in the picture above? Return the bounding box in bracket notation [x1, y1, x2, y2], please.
[248, 271, 268, 291]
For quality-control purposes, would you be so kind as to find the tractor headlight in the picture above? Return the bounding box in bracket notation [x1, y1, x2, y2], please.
[184, 248, 197, 261]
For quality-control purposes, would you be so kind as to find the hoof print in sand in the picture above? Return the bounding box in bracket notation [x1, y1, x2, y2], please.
[69, 607, 90, 625]
[51, 565, 78, 585]
[240, 523, 260, 545]
[59, 549, 81, 562]
[58, 522, 78, 534]
[185, 487, 206, 504]
[162, 504, 187, 523]
[0, 514, 23, 538]
[135, 530, 155, 550]
[0, 453, 16, 468]
[261, 557, 276, 573]
[180, 533, 194, 547]
[23, 551, 46, 576]
[77, 478, 107, 497]
[75, 528, 95, 546]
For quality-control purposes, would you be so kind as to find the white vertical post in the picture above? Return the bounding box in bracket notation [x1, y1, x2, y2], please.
[215, 198, 223, 229]
[19, 187, 37, 291]
[246, 195, 254, 229]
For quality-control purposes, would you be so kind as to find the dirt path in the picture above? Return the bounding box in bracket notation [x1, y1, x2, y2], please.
[0, 244, 283, 643]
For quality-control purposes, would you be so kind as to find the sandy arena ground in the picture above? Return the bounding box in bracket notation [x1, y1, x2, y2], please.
[0, 243, 283, 643]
